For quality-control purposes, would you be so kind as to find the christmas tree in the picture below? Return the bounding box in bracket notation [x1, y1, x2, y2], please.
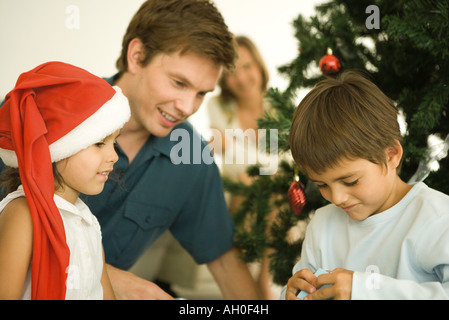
[225, 0, 449, 285]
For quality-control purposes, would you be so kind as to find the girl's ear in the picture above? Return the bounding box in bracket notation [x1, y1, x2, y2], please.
[127, 38, 145, 74]
[386, 139, 403, 171]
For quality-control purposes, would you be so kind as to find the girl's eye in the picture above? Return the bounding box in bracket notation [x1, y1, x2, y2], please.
[95, 142, 105, 147]
[316, 184, 327, 189]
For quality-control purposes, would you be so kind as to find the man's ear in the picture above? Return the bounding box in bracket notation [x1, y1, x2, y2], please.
[127, 38, 145, 74]
[386, 139, 403, 170]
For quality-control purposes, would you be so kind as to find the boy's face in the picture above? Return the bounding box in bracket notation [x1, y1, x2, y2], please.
[127, 50, 221, 138]
[307, 157, 402, 221]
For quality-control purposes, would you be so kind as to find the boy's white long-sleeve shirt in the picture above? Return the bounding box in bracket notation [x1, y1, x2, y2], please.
[281, 182, 449, 299]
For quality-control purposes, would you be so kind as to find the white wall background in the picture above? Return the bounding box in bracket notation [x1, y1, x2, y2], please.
[0, 0, 323, 134]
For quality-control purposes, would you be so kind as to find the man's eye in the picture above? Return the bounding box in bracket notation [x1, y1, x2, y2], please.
[174, 80, 185, 88]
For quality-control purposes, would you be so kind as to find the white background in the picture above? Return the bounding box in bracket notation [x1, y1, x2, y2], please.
[0, 0, 323, 134]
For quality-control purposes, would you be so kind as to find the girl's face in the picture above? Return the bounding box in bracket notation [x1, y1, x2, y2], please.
[306, 149, 407, 221]
[225, 45, 263, 100]
[55, 130, 120, 204]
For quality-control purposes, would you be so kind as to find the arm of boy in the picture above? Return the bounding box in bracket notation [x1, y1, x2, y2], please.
[303, 268, 353, 300]
[0, 198, 33, 299]
[285, 269, 319, 300]
[285, 268, 353, 300]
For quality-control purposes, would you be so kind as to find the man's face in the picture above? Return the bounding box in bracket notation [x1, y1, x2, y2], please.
[128, 51, 222, 137]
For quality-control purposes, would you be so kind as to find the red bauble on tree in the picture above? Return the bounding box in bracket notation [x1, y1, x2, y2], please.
[319, 48, 341, 75]
[288, 168, 306, 216]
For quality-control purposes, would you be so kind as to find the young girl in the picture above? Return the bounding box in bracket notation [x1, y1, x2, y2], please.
[0, 61, 131, 299]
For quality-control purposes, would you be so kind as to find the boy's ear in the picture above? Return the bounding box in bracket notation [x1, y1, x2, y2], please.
[127, 38, 145, 74]
[386, 140, 403, 170]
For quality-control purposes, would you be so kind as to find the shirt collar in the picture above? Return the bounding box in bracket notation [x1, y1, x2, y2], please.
[150, 133, 174, 158]
[53, 194, 93, 225]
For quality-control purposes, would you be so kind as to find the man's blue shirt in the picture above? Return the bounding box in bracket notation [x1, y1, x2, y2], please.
[84, 119, 235, 270]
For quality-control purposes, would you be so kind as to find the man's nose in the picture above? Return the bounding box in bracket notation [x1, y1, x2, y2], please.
[174, 93, 197, 118]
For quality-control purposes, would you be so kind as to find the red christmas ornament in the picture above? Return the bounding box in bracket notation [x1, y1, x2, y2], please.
[319, 48, 341, 75]
[288, 174, 307, 216]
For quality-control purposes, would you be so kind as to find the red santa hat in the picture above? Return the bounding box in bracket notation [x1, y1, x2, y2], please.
[0, 61, 130, 299]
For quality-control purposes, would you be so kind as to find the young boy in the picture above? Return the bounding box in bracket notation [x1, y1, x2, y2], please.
[283, 71, 449, 300]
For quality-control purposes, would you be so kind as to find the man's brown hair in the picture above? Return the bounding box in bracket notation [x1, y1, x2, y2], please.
[116, 0, 237, 76]
[289, 70, 403, 174]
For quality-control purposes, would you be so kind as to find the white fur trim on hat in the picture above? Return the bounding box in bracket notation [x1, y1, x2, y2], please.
[0, 86, 130, 168]
[0, 149, 16, 168]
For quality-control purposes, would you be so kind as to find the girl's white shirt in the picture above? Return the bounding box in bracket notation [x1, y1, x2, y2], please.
[0, 186, 104, 299]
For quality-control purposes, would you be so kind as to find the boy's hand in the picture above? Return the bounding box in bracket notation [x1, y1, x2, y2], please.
[285, 268, 353, 300]
[285, 268, 318, 300]
[304, 268, 353, 300]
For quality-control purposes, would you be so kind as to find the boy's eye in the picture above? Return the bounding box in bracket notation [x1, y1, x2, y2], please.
[316, 183, 327, 189]
[344, 180, 359, 187]
[95, 142, 105, 147]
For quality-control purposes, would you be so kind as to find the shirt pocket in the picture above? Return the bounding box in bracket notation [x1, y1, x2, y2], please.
[124, 201, 170, 230]
[110, 201, 172, 269]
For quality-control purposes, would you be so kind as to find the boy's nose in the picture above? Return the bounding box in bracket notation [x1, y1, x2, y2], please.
[330, 188, 349, 207]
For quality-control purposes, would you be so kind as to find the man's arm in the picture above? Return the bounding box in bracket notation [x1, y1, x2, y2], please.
[106, 264, 174, 300]
[207, 246, 261, 299]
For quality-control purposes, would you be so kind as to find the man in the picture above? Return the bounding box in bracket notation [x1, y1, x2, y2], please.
[84, 0, 260, 299]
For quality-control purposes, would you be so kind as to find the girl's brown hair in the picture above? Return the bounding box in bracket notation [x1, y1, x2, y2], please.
[116, 0, 237, 76]
[289, 70, 402, 174]
[0, 164, 65, 197]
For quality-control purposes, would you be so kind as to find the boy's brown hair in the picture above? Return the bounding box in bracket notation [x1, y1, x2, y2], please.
[289, 70, 403, 174]
[116, 0, 237, 76]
